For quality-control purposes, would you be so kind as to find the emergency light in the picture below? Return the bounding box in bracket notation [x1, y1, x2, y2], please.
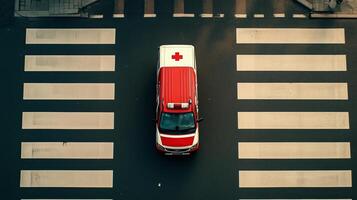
[167, 103, 189, 109]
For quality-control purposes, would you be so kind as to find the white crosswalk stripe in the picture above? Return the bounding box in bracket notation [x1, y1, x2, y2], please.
[236, 55, 347, 71]
[238, 142, 351, 159]
[237, 83, 348, 100]
[238, 112, 349, 129]
[236, 28, 345, 44]
[23, 83, 115, 100]
[253, 14, 265, 18]
[239, 170, 352, 188]
[20, 170, 113, 188]
[22, 112, 115, 129]
[293, 14, 308, 18]
[26, 28, 116, 44]
[21, 142, 114, 159]
[24, 55, 116, 72]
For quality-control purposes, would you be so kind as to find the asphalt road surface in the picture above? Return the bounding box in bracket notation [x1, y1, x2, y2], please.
[0, 0, 356, 199]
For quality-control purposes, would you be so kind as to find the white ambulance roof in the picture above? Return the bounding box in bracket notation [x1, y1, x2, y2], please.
[159, 45, 195, 68]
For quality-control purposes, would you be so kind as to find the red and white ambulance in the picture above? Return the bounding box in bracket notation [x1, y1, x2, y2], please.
[155, 45, 202, 155]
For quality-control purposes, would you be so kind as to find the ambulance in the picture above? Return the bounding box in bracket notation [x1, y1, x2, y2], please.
[155, 45, 202, 155]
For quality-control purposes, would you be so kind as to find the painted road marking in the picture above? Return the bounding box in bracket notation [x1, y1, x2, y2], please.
[23, 83, 115, 100]
[238, 142, 351, 159]
[173, 13, 195, 17]
[236, 55, 347, 71]
[253, 14, 265, 18]
[89, 14, 104, 19]
[237, 83, 348, 100]
[173, 0, 195, 17]
[293, 13, 307, 18]
[236, 28, 345, 44]
[274, 13, 285, 18]
[200, 14, 213, 18]
[214, 14, 224, 18]
[26, 28, 116, 44]
[21, 142, 114, 159]
[24, 55, 115, 72]
[113, 14, 125, 18]
[144, 14, 156, 17]
[239, 170, 352, 188]
[238, 112, 349, 129]
[20, 170, 113, 188]
[235, 14, 247, 18]
[22, 112, 114, 129]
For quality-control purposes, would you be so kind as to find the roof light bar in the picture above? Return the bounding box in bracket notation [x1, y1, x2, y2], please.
[181, 103, 189, 108]
[167, 103, 190, 109]
[167, 103, 175, 109]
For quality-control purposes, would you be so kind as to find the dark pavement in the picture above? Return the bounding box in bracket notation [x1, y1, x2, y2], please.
[0, 0, 356, 199]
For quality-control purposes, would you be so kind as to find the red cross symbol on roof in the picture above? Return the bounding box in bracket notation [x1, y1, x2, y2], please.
[171, 52, 183, 61]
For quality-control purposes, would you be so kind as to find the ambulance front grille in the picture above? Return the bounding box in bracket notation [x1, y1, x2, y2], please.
[165, 148, 190, 153]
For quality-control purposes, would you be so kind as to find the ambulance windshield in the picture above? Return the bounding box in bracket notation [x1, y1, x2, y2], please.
[159, 112, 196, 134]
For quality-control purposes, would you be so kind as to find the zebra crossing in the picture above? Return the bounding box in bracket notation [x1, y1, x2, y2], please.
[236, 27, 352, 192]
[20, 28, 116, 199]
[15, 25, 354, 198]
[235, 0, 308, 19]
[109, 0, 309, 19]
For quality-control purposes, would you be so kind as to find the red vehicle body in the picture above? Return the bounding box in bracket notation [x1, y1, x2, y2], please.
[155, 45, 201, 155]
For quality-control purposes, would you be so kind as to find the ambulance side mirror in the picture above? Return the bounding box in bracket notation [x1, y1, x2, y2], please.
[197, 118, 204, 123]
